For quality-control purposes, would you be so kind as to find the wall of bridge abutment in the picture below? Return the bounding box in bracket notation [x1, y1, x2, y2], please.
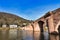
[33, 22, 40, 31]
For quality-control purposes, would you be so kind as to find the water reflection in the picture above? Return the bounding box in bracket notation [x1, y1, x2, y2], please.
[39, 33, 44, 40]
[33, 31, 40, 40]
[0, 30, 9, 40]
[49, 35, 59, 40]
[39, 32, 49, 40]
[0, 30, 60, 40]
[9, 29, 17, 40]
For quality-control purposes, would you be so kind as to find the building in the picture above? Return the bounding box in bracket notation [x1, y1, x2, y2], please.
[9, 25, 17, 28]
[2, 25, 6, 28]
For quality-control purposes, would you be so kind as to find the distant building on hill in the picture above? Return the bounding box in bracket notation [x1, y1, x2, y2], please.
[2, 25, 6, 28]
[9, 25, 17, 28]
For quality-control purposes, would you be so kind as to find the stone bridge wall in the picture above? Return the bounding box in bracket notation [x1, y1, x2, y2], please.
[24, 9, 60, 34]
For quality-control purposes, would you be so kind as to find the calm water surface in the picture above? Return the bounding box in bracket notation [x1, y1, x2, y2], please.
[0, 29, 60, 40]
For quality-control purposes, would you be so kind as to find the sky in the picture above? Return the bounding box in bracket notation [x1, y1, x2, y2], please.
[0, 0, 60, 20]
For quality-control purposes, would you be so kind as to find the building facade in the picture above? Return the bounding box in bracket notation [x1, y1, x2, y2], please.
[9, 25, 17, 28]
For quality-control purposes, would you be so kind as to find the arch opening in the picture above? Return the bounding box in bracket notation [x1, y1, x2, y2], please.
[45, 19, 49, 32]
[38, 21, 44, 32]
[55, 21, 60, 33]
[58, 25, 60, 33]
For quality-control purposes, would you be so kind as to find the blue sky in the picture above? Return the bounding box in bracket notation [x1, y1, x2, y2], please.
[0, 0, 60, 20]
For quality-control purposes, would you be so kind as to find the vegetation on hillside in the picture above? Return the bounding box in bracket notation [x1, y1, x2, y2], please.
[0, 12, 32, 27]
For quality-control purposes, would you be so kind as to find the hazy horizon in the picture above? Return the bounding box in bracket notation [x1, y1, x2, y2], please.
[0, 0, 60, 20]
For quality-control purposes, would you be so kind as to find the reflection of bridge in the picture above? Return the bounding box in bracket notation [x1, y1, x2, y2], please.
[28, 8, 60, 34]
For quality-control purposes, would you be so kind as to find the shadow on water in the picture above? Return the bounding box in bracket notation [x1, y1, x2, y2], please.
[32, 31, 60, 40]
[59, 34, 60, 40]
[39, 32, 44, 40]
[49, 34, 60, 40]
[39, 32, 49, 40]
[39, 31, 60, 40]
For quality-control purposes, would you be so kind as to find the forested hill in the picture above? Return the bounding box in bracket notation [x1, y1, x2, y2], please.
[0, 12, 31, 27]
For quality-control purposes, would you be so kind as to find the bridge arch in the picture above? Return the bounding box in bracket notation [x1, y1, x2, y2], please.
[55, 21, 60, 33]
[38, 21, 44, 32]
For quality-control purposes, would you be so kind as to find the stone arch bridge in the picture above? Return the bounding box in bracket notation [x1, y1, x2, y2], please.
[25, 8, 60, 34]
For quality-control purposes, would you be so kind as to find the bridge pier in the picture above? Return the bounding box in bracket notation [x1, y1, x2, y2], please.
[32, 22, 40, 32]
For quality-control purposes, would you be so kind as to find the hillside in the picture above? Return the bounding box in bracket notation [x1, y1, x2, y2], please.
[0, 12, 31, 27]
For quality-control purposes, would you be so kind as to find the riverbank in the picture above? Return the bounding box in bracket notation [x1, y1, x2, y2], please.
[0, 27, 48, 32]
[0, 27, 18, 30]
[0, 27, 9, 30]
[0, 27, 33, 31]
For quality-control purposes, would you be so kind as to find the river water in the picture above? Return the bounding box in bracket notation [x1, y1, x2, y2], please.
[0, 29, 60, 40]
